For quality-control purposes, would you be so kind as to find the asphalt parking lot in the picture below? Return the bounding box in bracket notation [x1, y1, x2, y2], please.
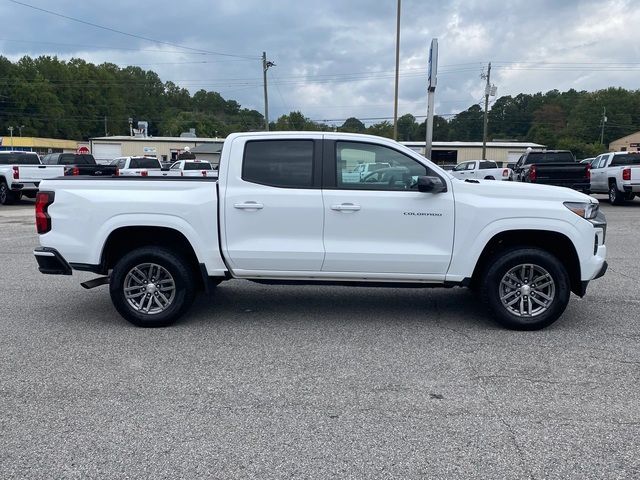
[1, 196, 639, 479]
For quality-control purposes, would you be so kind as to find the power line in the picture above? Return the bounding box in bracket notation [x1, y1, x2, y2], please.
[8, 0, 260, 59]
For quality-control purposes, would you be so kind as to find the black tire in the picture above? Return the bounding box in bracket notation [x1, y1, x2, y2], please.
[109, 247, 196, 327]
[0, 181, 16, 205]
[480, 247, 571, 330]
[609, 182, 625, 205]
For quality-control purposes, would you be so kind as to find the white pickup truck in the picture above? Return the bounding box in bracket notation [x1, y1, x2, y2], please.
[589, 151, 640, 204]
[450, 160, 512, 181]
[33, 132, 607, 330]
[169, 159, 218, 177]
[0, 151, 65, 205]
[111, 156, 168, 177]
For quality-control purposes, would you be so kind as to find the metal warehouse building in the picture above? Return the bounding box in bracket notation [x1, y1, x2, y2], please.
[401, 141, 545, 165]
[89, 135, 225, 164]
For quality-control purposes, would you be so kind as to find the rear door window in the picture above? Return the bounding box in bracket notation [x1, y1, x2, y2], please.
[0, 152, 41, 165]
[242, 140, 314, 188]
[129, 157, 161, 169]
[185, 162, 212, 171]
[611, 154, 640, 166]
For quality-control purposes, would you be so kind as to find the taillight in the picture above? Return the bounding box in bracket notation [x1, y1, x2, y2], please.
[585, 163, 591, 180]
[140, 170, 148, 177]
[202, 170, 207, 177]
[12, 166, 19, 180]
[622, 168, 631, 181]
[64, 167, 80, 176]
[502, 169, 508, 177]
[529, 165, 537, 182]
[35, 191, 55, 234]
[114, 168, 119, 177]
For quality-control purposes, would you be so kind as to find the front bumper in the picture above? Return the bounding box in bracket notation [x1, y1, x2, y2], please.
[34, 247, 72, 275]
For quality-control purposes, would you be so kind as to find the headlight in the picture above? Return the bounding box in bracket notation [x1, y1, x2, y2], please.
[564, 201, 599, 219]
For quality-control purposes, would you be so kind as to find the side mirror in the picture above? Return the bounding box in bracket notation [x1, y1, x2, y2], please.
[417, 176, 447, 193]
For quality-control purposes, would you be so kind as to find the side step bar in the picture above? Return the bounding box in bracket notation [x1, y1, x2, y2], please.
[81, 276, 110, 290]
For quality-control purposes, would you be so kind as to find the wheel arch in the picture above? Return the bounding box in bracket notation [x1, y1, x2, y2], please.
[101, 226, 204, 289]
[470, 229, 582, 296]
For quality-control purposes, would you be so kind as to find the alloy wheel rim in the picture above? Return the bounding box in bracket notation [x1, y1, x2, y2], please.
[124, 263, 176, 315]
[499, 263, 555, 318]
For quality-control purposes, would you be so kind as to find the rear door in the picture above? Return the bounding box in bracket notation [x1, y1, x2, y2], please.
[221, 135, 325, 273]
[590, 154, 610, 192]
[321, 138, 454, 277]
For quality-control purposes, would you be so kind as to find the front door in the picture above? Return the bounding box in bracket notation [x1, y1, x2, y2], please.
[321, 139, 455, 277]
[590, 154, 609, 193]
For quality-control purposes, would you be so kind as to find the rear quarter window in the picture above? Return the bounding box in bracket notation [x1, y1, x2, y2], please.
[611, 154, 640, 166]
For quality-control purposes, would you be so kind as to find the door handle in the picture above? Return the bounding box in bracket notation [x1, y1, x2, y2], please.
[234, 201, 264, 210]
[331, 203, 361, 211]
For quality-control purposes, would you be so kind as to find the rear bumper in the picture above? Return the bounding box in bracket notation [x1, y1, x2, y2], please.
[622, 184, 640, 193]
[33, 247, 72, 275]
[11, 182, 39, 191]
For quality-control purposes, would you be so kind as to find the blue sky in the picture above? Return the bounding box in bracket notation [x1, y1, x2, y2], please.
[2, 0, 639, 126]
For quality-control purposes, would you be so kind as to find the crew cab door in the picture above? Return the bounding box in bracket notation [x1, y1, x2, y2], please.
[220, 135, 325, 273]
[590, 154, 610, 192]
[321, 139, 454, 277]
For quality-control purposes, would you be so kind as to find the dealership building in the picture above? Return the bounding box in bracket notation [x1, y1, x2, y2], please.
[0, 136, 78, 155]
[609, 131, 640, 152]
[89, 135, 225, 164]
[401, 141, 545, 165]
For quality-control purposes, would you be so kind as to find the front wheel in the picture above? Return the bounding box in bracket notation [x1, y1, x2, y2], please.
[480, 248, 571, 330]
[109, 247, 196, 327]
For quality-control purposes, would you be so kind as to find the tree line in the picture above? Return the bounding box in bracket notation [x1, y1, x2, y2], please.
[1, 56, 639, 158]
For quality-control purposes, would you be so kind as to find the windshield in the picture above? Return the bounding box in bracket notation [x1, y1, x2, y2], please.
[129, 157, 160, 169]
[611, 154, 640, 166]
[524, 152, 574, 164]
[0, 152, 41, 165]
[185, 161, 212, 170]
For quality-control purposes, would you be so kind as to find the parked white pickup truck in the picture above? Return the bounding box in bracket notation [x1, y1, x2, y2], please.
[111, 156, 168, 177]
[169, 159, 218, 177]
[450, 160, 512, 181]
[0, 151, 65, 205]
[33, 132, 607, 330]
[589, 151, 640, 204]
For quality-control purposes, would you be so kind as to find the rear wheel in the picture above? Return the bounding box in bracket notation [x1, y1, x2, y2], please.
[481, 248, 571, 330]
[0, 181, 16, 205]
[109, 247, 196, 327]
[609, 182, 625, 205]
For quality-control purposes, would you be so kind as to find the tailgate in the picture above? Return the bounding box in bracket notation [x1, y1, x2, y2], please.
[534, 163, 588, 182]
[16, 165, 65, 182]
[631, 166, 640, 182]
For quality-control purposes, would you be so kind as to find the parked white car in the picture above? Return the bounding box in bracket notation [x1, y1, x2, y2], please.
[111, 156, 168, 177]
[34, 132, 607, 331]
[169, 160, 217, 177]
[589, 151, 640, 204]
[0, 151, 65, 205]
[450, 160, 512, 181]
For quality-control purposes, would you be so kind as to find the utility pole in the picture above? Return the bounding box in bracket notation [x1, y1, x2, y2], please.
[8, 126, 14, 147]
[104, 116, 108, 136]
[262, 52, 275, 131]
[481, 62, 492, 160]
[392, 0, 401, 140]
[600, 107, 607, 145]
[425, 38, 438, 160]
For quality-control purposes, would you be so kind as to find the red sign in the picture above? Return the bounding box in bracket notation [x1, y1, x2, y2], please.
[77, 146, 90, 154]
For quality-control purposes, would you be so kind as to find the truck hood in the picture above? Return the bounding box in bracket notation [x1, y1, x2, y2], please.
[450, 178, 596, 203]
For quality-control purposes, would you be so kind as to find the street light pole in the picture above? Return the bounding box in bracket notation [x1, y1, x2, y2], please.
[18, 125, 25, 137]
[392, 0, 401, 140]
[262, 52, 275, 131]
[8, 126, 14, 147]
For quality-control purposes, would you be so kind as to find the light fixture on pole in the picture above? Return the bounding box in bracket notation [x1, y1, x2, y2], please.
[424, 38, 438, 160]
[18, 125, 25, 137]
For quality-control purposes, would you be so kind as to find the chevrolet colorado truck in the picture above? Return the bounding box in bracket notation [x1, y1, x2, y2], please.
[589, 151, 640, 204]
[33, 132, 608, 330]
